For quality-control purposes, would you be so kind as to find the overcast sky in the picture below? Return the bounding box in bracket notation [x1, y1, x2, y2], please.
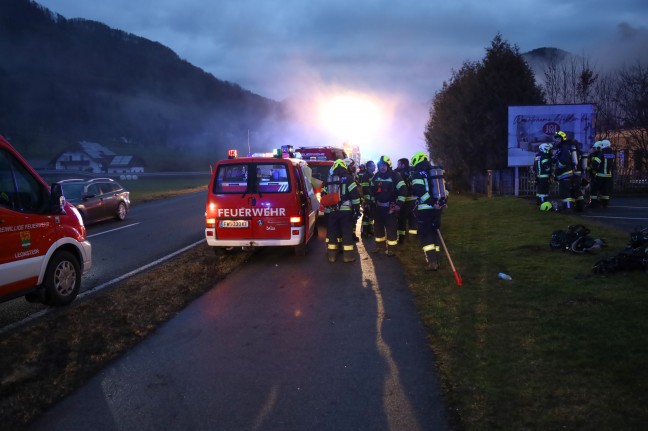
[35, 0, 648, 161]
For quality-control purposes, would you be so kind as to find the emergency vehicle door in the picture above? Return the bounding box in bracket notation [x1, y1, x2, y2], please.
[252, 163, 292, 240]
[0, 148, 56, 294]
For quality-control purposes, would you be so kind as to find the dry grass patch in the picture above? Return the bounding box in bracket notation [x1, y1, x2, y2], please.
[0, 244, 251, 430]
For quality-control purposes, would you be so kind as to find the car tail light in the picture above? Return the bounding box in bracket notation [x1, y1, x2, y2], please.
[206, 218, 216, 228]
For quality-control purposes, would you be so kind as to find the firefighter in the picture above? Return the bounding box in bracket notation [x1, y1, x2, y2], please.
[370, 155, 407, 256]
[344, 157, 361, 241]
[552, 131, 577, 211]
[321, 159, 361, 263]
[534, 143, 554, 207]
[394, 158, 418, 243]
[590, 139, 615, 208]
[359, 160, 376, 237]
[410, 151, 447, 271]
[571, 140, 587, 211]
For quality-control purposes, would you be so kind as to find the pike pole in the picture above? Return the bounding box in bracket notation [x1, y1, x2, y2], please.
[437, 229, 462, 286]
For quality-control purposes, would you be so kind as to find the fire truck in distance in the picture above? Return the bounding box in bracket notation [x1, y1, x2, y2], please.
[295, 146, 349, 214]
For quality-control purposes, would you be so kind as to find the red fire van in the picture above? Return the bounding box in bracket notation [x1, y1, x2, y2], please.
[205, 156, 319, 255]
[0, 135, 92, 305]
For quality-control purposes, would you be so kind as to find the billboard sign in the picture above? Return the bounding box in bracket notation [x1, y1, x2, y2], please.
[508, 104, 597, 167]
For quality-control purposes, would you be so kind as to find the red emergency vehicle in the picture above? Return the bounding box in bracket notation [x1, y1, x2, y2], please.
[205, 155, 319, 255]
[296, 146, 348, 213]
[0, 135, 92, 305]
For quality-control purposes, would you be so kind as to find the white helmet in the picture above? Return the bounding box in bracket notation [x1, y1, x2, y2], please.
[592, 141, 601, 149]
[539, 143, 553, 153]
[599, 139, 611, 149]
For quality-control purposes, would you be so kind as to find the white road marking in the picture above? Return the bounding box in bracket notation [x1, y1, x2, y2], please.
[0, 239, 205, 336]
[87, 223, 141, 238]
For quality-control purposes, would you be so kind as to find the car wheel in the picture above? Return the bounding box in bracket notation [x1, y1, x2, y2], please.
[116, 202, 127, 221]
[43, 251, 81, 306]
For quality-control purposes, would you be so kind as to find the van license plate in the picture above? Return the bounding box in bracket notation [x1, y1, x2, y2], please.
[220, 220, 249, 228]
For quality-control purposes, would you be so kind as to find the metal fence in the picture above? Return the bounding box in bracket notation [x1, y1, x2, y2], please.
[470, 168, 648, 196]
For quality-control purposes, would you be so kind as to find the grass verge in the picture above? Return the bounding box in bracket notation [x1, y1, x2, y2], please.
[1, 193, 646, 430]
[398, 194, 648, 430]
[0, 245, 252, 430]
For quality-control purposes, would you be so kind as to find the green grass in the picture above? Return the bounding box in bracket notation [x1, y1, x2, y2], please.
[118, 176, 208, 203]
[398, 194, 648, 430]
[40, 173, 210, 204]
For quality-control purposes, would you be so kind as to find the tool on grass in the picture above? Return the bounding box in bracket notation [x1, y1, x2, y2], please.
[437, 229, 462, 286]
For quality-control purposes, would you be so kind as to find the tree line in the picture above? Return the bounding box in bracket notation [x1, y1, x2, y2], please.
[426, 34, 648, 190]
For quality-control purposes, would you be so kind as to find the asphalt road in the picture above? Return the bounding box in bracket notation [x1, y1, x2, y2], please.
[29, 230, 449, 431]
[0, 191, 207, 330]
[579, 196, 648, 233]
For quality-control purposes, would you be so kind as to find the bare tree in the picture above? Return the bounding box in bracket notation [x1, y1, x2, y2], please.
[614, 61, 648, 172]
[541, 56, 598, 104]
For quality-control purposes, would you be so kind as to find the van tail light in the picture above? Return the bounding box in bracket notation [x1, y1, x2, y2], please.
[290, 216, 302, 226]
[206, 218, 216, 228]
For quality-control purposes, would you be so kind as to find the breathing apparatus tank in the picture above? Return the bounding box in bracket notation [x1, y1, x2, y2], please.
[320, 174, 341, 208]
[429, 166, 448, 202]
[570, 144, 578, 167]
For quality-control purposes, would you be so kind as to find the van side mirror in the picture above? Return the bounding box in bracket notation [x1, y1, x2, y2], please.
[49, 183, 66, 214]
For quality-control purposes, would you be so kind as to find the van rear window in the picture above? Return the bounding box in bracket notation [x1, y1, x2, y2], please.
[213, 164, 249, 194]
[256, 163, 290, 193]
[213, 162, 290, 194]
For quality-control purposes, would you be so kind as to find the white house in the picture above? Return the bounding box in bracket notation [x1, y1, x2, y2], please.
[52, 141, 145, 173]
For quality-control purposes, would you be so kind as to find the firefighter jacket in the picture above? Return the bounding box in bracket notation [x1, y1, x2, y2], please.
[534, 151, 553, 178]
[553, 140, 575, 180]
[370, 169, 407, 207]
[411, 160, 447, 210]
[590, 148, 616, 178]
[321, 174, 361, 211]
[358, 171, 375, 203]
[394, 167, 418, 202]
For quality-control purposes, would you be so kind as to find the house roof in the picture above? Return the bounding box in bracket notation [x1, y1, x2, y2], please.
[78, 141, 115, 159]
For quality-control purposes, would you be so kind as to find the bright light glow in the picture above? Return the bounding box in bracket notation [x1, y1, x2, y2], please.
[318, 93, 387, 149]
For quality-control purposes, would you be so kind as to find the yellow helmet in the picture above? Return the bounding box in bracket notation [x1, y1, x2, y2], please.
[554, 131, 567, 141]
[329, 159, 348, 175]
[411, 151, 429, 167]
[377, 155, 391, 168]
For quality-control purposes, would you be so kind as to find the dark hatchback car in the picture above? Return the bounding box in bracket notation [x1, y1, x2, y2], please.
[59, 178, 130, 224]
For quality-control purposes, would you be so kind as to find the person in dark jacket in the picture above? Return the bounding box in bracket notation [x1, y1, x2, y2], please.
[321, 159, 361, 263]
[552, 131, 577, 211]
[533, 143, 554, 207]
[358, 160, 376, 237]
[590, 139, 616, 208]
[394, 158, 418, 243]
[410, 151, 447, 271]
[369, 155, 407, 256]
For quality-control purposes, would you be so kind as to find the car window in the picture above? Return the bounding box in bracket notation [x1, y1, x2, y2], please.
[87, 184, 102, 196]
[0, 148, 47, 213]
[213, 164, 249, 194]
[257, 163, 290, 193]
[61, 183, 85, 200]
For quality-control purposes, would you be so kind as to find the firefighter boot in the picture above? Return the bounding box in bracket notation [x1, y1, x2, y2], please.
[371, 241, 386, 254]
[425, 250, 439, 271]
[385, 244, 396, 257]
[343, 249, 356, 263]
[327, 248, 338, 263]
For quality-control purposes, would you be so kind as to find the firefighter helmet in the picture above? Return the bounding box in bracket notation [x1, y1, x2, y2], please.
[592, 141, 601, 149]
[599, 139, 611, 149]
[554, 131, 567, 141]
[377, 155, 391, 168]
[411, 151, 429, 167]
[329, 159, 348, 176]
[539, 143, 553, 154]
[540, 201, 553, 211]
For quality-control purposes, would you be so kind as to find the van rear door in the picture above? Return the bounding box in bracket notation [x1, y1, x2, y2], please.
[251, 162, 292, 240]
